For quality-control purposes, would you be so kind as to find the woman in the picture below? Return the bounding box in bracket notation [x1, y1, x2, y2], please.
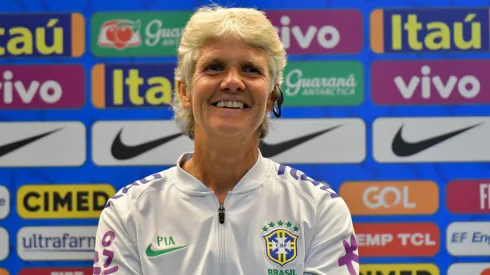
[93, 5, 359, 275]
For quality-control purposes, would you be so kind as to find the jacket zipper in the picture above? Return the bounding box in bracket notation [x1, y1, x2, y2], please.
[219, 204, 225, 224]
[218, 203, 226, 275]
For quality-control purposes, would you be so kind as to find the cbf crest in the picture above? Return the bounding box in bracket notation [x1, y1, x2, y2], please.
[262, 220, 300, 266]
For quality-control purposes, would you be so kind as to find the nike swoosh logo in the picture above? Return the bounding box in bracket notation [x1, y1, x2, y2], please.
[0, 128, 62, 158]
[145, 244, 188, 257]
[259, 125, 342, 158]
[111, 129, 183, 160]
[391, 123, 482, 157]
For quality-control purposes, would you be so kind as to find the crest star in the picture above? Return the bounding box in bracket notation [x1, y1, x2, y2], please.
[277, 220, 284, 226]
[262, 226, 268, 232]
[269, 222, 275, 228]
[286, 221, 292, 227]
[293, 225, 299, 232]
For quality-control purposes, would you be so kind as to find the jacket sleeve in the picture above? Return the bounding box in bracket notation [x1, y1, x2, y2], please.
[304, 196, 359, 275]
[93, 203, 142, 275]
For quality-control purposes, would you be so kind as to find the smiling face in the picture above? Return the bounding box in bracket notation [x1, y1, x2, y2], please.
[179, 36, 275, 140]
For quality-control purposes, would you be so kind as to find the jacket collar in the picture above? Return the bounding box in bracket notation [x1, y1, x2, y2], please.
[172, 149, 270, 195]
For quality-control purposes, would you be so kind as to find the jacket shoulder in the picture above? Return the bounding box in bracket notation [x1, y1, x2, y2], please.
[267, 160, 339, 203]
[103, 167, 175, 213]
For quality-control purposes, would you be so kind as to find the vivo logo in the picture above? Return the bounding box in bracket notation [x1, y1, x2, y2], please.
[273, 15, 339, 50]
[266, 10, 362, 54]
[371, 60, 490, 105]
[0, 65, 85, 109]
[394, 65, 479, 99]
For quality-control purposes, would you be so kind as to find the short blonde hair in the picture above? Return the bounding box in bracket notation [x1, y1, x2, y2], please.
[172, 5, 287, 139]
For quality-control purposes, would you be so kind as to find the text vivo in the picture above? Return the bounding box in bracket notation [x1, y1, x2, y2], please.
[274, 16, 339, 49]
[394, 65, 480, 99]
[1, 70, 63, 104]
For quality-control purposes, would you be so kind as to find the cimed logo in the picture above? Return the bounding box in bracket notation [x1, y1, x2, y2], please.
[262, 220, 300, 266]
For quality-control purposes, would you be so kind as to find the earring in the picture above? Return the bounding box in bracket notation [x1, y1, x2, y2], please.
[273, 85, 284, 118]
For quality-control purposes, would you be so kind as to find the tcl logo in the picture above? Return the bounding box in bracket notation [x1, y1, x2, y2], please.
[354, 223, 440, 257]
[341, 181, 439, 215]
[447, 180, 490, 213]
[19, 267, 92, 275]
[359, 232, 435, 247]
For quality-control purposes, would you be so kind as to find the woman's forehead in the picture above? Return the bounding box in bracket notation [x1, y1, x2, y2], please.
[197, 38, 268, 63]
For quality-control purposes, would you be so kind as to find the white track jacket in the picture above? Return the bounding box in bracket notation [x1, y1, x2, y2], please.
[93, 151, 359, 275]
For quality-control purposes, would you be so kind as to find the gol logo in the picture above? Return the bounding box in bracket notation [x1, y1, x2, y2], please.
[340, 181, 439, 215]
[360, 264, 440, 275]
[17, 184, 115, 219]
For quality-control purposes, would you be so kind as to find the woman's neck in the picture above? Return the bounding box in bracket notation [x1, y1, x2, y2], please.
[183, 128, 259, 200]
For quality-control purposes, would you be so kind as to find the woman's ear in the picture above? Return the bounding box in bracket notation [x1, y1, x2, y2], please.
[178, 80, 192, 109]
[266, 86, 277, 112]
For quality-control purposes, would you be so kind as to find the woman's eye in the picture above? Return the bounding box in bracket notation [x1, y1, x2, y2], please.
[206, 64, 223, 71]
[243, 66, 260, 74]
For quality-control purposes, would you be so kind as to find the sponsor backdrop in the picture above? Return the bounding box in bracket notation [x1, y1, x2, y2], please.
[0, 0, 489, 274]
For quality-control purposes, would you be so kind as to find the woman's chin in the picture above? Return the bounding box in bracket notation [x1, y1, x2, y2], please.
[208, 121, 250, 138]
